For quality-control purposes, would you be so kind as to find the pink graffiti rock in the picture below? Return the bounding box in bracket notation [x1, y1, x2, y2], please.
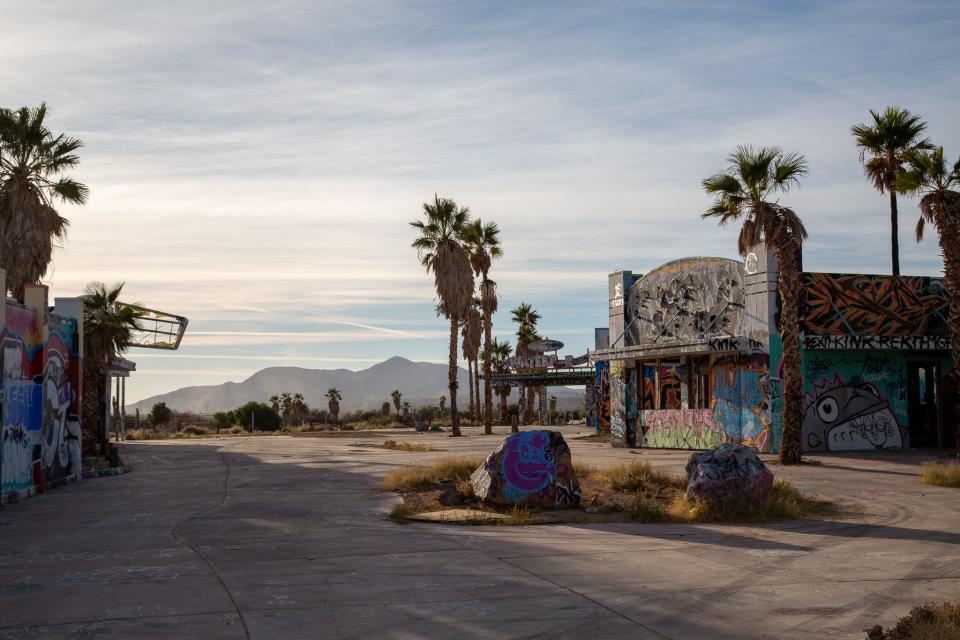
[470, 430, 581, 509]
[685, 444, 773, 508]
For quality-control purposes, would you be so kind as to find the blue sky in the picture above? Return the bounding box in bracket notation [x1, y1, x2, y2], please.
[3, 1, 959, 403]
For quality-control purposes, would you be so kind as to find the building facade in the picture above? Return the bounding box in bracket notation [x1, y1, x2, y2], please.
[591, 246, 952, 453]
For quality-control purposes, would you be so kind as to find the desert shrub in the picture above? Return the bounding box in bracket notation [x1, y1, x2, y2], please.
[920, 461, 960, 488]
[630, 494, 666, 522]
[229, 425, 245, 435]
[177, 426, 211, 437]
[866, 598, 960, 639]
[125, 428, 167, 441]
[213, 411, 234, 429]
[148, 402, 172, 427]
[233, 401, 281, 431]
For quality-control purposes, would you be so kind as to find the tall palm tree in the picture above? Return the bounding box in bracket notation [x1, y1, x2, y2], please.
[82, 282, 142, 455]
[899, 146, 960, 453]
[411, 195, 474, 436]
[511, 303, 542, 423]
[401, 401, 411, 420]
[269, 395, 280, 413]
[280, 392, 293, 426]
[489, 338, 513, 422]
[702, 145, 808, 465]
[0, 103, 88, 300]
[391, 389, 402, 416]
[293, 392, 306, 425]
[852, 107, 932, 276]
[438, 395, 447, 417]
[325, 388, 341, 423]
[463, 219, 502, 435]
[461, 300, 482, 423]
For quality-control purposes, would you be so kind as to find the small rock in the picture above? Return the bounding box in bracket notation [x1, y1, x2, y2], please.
[685, 444, 773, 508]
[438, 489, 464, 506]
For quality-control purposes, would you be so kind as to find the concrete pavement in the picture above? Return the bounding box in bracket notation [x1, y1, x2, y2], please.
[1, 425, 958, 639]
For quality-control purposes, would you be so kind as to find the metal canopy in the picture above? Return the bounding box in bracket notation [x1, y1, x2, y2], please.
[120, 303, 189, 350]
[486, 369, 595, 387]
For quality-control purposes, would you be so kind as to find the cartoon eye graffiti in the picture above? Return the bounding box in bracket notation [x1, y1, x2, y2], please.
[816, 397, 839, 423]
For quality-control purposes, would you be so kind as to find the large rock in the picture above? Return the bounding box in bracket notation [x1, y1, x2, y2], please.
[471, 430, 581, 508]
[685, 444, 773, 508]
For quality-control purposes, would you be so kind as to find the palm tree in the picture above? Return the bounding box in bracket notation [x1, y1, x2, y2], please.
[401, 401, 411, 420]
[293, 392, 306, 425]
[411, 195, 474, 436]
[391, 389, 402, 416]
[489, 338, 513, 423]
[463, 219, 502, 435]
[269, 395, 280, 413]
[511, 303, 542, 423]
[702, 145, 808, 465]
[899, 146, 960, 453]
[0, 103, 88, 300]
[461, 300, 482, 424]
[81, 282, 142, 455]
[279, 392, 293, 426]
[852, 107, 932, 276]
[438, 395, 447, 417]
[325, 388, 342, 423]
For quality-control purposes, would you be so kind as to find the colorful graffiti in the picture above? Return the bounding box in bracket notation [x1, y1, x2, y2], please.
[1, 305, 43, 495]
[630, 257, 745, 344]
[641, 409, 725, 449]
[802, 273, 949, 336]
[640, 364, 655, 409]
[43, 315, 81, 483]
[711, 355, 772, 453]
[609, 367, 636, 447]
[591, 362, 610, 434]
[472, 430, 581, 508]
[803, 375, 905, 451]
[1, 303, 82, 497]
[802, 351, 915, 452]
[659, 362, 683, 410]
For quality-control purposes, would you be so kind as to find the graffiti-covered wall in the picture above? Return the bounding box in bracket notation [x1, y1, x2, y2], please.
[609, 366, 636, 447]
[629, 257, 745, 345]
[637, 354, 774, 453]
[802, 273, 949, 338]
[2, 304, 44, 495]
[1, 296, 83, 499]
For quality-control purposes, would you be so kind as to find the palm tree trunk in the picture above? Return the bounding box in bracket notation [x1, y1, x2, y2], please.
[448, 316, 461, 436]
[890, 190, 900, 277]
[777, 242, 804, 464]
[473, 357, 481, 426]
[467, 358, 475, 423]
[482, 317, 493, 435]
[938, 216, 960, 454]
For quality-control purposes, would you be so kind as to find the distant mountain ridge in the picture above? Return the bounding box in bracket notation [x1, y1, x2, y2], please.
[128, 356, 586, 413]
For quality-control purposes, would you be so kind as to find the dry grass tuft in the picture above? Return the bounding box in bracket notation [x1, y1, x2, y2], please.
[594, 461, 686, 492]
[502, 505, 534, 526]
[124, 429, 168, 441]
[665, 480, 828, 523]
[921, 461, 960, 488]
[173, 426, 212, 438]
[866, 598, 960, 639]
[389, 503, 414, 524]
[456, 477, 474, 498]
[378, 440, 438, 452]
[629, 494, 667, 523]
[381, 457, 482, 492]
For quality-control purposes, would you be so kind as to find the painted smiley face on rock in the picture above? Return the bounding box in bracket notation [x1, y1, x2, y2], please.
[501, 431, 557, 494]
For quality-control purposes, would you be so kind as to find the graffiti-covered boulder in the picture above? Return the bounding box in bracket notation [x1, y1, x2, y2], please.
[685, 444, 773, 508]
[470, 430, 581, 509]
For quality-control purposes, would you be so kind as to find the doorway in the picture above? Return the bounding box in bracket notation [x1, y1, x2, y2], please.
[906, 362, 939, 447]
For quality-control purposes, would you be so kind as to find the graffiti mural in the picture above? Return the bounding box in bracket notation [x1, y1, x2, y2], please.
[591, 361, 610, 434]
[42, 314, 81, 483]
[802, 273, 949, 336]
[630, 257, 745, 345]
[471, 430, 581, 508]
[609, 366, 636, 447]
[658, 362, 683, 410]
[803, 376, 905, 451]
[801, 351, 915, 452]
[640, 409, 725, 449]
[711, 355, 772, 453]
[1, 305, 43, 495]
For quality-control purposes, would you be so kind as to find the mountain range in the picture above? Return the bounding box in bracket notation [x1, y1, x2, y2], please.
[128, 356, 587, 414]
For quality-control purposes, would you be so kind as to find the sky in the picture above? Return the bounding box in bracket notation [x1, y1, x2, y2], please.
[3, 1, 959, 404]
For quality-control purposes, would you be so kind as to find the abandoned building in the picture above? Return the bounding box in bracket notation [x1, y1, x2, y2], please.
[590, 245, 952, 453]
